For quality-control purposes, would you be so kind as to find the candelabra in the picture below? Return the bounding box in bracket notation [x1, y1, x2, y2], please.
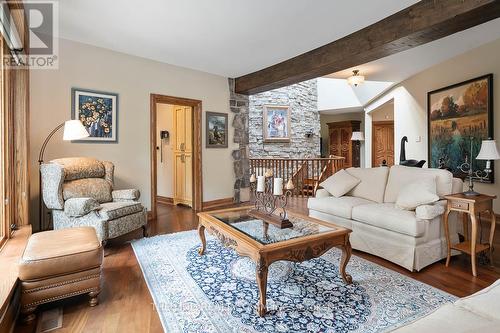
[249, 170, 294, 229]
[458, 137, 494, 196]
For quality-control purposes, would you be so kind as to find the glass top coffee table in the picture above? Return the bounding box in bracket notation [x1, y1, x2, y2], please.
[197, 206, 352, 317]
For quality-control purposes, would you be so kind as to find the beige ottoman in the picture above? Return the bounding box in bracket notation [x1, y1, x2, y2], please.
[18, 227, 103, 322]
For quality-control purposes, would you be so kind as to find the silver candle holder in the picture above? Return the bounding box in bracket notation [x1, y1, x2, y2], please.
[249, 169, 294, 229]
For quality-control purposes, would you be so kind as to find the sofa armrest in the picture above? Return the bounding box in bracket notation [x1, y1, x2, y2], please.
[64, 197, 100, 217]
[415, 200, 446, 220]
[112, 189, 140, 201]
[315, 188, 331, 198]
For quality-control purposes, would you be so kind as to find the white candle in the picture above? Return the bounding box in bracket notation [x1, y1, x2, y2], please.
[486, 160, 491, 170]
[256, 176, 265, 192]
[273, 178, 283, 196]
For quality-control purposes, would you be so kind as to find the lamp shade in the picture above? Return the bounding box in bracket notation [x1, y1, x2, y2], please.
[476, 139, 500, 160]
[63, 120, 89, 141]
[351, 131, 365, 141]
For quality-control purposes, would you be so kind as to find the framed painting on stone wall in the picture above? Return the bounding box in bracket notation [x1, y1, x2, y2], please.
[206, 112, 228, 148]
[71, 88, 118, 142]
[263, 105, 291, 143]
[427, 74, 494, 183]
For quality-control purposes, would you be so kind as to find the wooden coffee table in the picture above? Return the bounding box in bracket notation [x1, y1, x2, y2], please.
[197, 206, 352, 317]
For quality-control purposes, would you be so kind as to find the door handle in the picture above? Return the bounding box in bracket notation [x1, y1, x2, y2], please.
[180, 143, 185, 151]
[181, 154, 185, 163]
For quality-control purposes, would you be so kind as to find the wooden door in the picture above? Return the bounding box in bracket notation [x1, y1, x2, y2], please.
[173, 106, 193, 206]
[372, 121, 394, 167]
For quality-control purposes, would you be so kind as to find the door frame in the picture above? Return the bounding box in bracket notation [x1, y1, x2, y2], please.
[371, 120, 394, 167]
[150, 94, 203, 219]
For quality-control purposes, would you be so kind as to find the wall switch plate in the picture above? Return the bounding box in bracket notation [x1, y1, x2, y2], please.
[415, 136, 422, 142]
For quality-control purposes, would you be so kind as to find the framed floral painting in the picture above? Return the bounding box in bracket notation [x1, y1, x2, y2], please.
[71, 88, 118, 142]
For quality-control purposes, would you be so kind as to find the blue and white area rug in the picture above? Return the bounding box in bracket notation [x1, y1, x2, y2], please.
[131, 231, 456, 333]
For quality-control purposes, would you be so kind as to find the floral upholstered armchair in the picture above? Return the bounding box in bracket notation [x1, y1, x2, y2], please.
[41, 157, 147, 244]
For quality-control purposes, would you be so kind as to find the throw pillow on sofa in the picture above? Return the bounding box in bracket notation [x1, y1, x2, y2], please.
[319, 169, 361, 198]
[396, 176, 439, 210]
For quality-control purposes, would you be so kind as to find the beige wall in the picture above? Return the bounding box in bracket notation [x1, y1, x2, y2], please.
[365, 38, 500, 211]
[371, 102, 394, 122]
[156, 103, 174, 198]
[319, 112, 365, 166]
[30, 38, 235, 225]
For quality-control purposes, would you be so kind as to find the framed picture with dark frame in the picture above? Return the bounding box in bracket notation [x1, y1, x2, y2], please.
[427, 74, 494, 183]
[206, 111, 228, 148]
[71, 88, 119, 142]
[263, 105, 291, 143]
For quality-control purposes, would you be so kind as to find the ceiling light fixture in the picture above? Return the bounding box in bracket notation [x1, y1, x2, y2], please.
[347, 70, 365, 87]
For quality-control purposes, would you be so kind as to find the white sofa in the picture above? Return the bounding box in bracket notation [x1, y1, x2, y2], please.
[392, 279, 500, 332]
[308, 165, 463, 271]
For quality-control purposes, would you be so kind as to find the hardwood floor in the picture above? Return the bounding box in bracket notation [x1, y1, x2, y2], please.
[16, 199, 500, 332]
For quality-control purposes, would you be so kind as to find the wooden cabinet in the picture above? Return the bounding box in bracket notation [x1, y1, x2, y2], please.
[327, 121, 361, 168]
[173, 106, 193, 207]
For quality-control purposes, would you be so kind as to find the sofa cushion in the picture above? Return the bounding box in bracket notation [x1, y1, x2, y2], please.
[351, 203, 426, 237]
[19, 227, 103, 281]
[392, 303, 499, 332]
[319, 169, 360, 198]
[98, 201, 144, 220]
[396, 177, 439, 210]
[51, 157, 105, 181]
[345, 167, 390, 203]
[455, 279, 500, 320]
[63, 178, 113, 203]
[307, 196, 374, 219]
[384, 165, 453, 203]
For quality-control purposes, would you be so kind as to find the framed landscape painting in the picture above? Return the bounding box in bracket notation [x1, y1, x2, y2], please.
[263, 105, 291, 143]
[206, 112, 228, 148]
[72, 88, 118, 142]
[428, 74, 493, 182]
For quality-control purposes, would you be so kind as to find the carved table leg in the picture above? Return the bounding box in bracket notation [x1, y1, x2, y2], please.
[340, 237, 353, 284]
[256, 258, 269, 317]
[470, 213, 478, 277]
[489, 210, 496, 267]
[198, 224, 206, 255]
[443, 209, 452, 267]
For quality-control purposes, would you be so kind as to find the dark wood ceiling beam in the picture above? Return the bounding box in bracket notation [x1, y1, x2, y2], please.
[235, 0, 500, 95]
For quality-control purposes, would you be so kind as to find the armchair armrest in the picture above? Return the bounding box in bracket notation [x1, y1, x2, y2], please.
[315, 188, 332, 198]
[64, 197, 100, 217]
[415, 200, 446, 220]
[112, 189, 140, 201]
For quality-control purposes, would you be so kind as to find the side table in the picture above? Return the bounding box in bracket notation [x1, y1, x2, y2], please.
[443, 193, 497, 276]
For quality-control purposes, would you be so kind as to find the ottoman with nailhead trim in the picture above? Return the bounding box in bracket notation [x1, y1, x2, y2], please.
[18, 226, 103, 323]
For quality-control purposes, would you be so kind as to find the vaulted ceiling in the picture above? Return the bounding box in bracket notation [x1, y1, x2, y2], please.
[59, 0, 419, 77]
[59, 0, 500, 90]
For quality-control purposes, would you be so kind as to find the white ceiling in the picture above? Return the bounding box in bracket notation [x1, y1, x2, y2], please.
[327, 18, 500, 84]
[58, 0, 419, 77]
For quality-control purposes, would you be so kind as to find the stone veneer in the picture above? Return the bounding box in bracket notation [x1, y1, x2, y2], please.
[229, 78, 250, 203]
[229, 78, 321, 202]
[249, 79, 320, 158]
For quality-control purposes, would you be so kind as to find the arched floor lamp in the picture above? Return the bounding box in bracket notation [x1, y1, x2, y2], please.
[38, 120, 89, 231]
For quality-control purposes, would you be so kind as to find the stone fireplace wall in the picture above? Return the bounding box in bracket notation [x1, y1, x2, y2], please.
[248, 79, 320, 158]
[229, 78, 250, 203]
